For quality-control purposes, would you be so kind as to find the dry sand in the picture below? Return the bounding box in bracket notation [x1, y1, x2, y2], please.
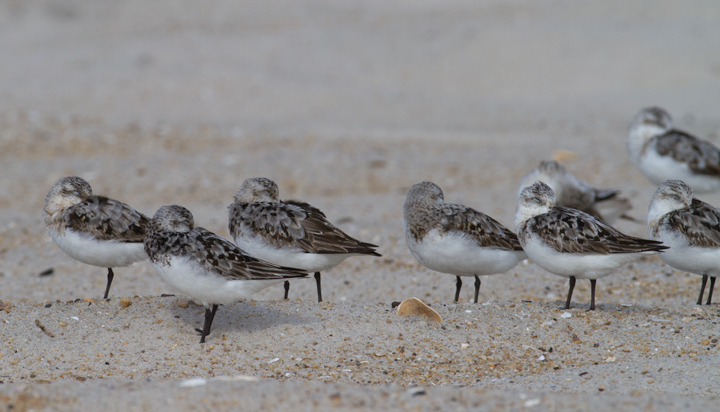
[2, 0, 720, 410]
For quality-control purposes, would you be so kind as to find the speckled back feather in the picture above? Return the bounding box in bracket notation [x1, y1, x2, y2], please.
[656, 198, 720, 248]
[228, 199, 380, 256]
[519, 206, 666, 254]
[145, 223, 308, 281]
[649, 130, 720, 177]
[62, 196, 148, 242]
[406, 202, 523, 252]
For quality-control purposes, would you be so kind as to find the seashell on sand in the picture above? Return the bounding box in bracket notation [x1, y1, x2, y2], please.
[395, 297, 442, 323]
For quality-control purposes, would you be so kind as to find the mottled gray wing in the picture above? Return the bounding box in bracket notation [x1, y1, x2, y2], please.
[654, 130, 720, 176]
[556, 182, 595, 212]
[148, 226, 308, 280]
[65, 196, 147, 242]
[230, 200, 380, 255]
[664, 198, 720, 248]
[524, 206, 666, 254]
[191, 228, 308, 280]
[436, 204, 523, 251]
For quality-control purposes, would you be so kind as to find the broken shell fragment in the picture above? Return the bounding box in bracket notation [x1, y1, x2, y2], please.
[395, 297, 442, 323]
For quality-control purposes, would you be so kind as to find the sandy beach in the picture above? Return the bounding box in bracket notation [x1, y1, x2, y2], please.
[2, 0, 720, 410]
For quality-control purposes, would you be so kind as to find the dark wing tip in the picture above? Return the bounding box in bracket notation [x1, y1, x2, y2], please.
[634, 238, 669, 252]
[594, 189, 620, 201]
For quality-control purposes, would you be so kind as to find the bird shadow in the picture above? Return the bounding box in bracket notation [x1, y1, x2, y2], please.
[165, 299, 319, 338]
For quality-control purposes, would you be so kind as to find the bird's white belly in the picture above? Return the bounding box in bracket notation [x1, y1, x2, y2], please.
[523, 233, 642, 279]
[50, 229, 146, 268]
[639, 149, 720, 193]
[407, 230, 525, 277]
[152, 257, 283, 306]
[657, 230, 720, 277]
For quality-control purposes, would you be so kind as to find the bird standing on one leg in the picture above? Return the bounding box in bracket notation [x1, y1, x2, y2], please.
[144, 205, 308, 343]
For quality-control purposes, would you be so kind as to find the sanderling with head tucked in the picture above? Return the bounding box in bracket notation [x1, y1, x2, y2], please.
[144, 205, 307, 343]
[403, 181, 527, 303]
[516, 181, 667, 310]
[627, 106, 720, 193]
[44, 176, 149, 299]
[518, 160, 633, 223]
[228, 178, 381, 302]
[648, 180, 720, 305]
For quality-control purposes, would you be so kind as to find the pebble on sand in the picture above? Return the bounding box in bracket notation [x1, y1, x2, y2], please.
[119, 298, 132, 309]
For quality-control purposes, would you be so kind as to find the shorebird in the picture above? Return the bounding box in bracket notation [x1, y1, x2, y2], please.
[516, 181, 667, 310]
[648, 180, 720, 305]
[44, 176, 148, 299]
[403, 181, 526, 303]
[518, 160, 633, 223]
[144, 205, 308, 343]
[228, 177, 381, 302]
[627, 106, 720, 193]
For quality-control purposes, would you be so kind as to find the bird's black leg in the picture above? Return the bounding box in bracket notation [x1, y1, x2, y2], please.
[564, 276, 576, 310]
[706, 276, 716, 305]
[283, 281, 290, 300]
[698, 274, 708, 305]
[474, 275, 481, 304]
[454, 276, 462, 303]
[199, 304, 218, 344]
[103, 268, 114, 300]
[315, 272, 322, 303]
[589, 279, 597, 311]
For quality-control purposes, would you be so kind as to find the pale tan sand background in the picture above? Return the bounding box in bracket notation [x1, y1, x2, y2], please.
[2, 0, 720, 410]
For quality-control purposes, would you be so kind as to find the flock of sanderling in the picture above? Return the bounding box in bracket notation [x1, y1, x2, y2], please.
[43, 106, 720, 343]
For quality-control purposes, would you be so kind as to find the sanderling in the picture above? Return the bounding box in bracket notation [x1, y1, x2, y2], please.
[516, 182, 666, 310]
[518, 160, 633, 223]
[44, 176, 148, 299]
[228, 178, 381, 302]
[403, 181, 527, 303]
[627, 106, 720, 193]
[144, 205, 307, 343]
[648, 180, 720, 305]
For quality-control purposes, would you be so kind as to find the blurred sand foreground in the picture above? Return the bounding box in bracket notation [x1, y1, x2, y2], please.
[2, 0, 720, 410]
